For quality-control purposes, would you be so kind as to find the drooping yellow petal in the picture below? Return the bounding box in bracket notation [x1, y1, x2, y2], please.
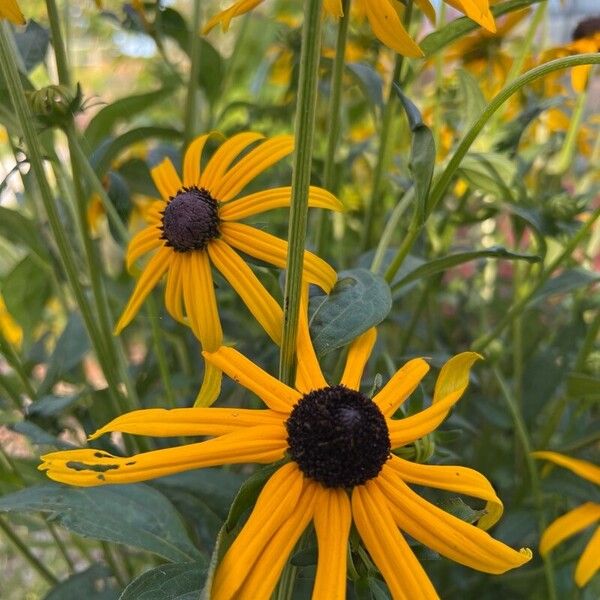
[575, 527, 600, 587]
[323, 0, 343, 17]
[414, 0, 436, 24]
[213, 135, 294, 202]
[445, 0, 496, 33]
[221, 222, 337, 292]
[363, 0, 423, 58]
[183, 133, 213, 186]
[203, 346, 301, 413]
[0, 294, 23, 348]
[373, 358, 430, 416]
[150, 158, 182, 201]
[532, 452, 600, 486]
[352, 482, 439, 600]
[219, 186, 343, 221]
[235, 481, 317, 600]
[0, 0, 25, 24]
[313, 486, 351, 600]
[207, 240, 283, 344]
[211, 463, 304, 600]
[88, 407, 284, 440]
[126, 226, 163, 272]
[203, 0, 264, 34]
[164, 253, 185, 323]
[39, 425, 287, 487]
[388, 454, 503, 530]
[340, 328, 377, 390]
[195, 360, 223, 408]
[539, 503, 600, 556]
[433, 352, 482, 403]
[377, 465, 532, 574]
[181, 251, 222, 349]
[114, 247, 173, 334]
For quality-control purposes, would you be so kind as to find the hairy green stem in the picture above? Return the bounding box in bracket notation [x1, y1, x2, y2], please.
[184, 0, 203, 143]
[279, 0, 323, 385]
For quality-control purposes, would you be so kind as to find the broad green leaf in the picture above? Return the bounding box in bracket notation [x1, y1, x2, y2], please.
[44, 564, 119, 600]
[458, 152, 516, 199]
[11, 420, 76, 449]
[346, 63, 384, 113]
[456, 69, 487, 128]
[0, 483, 203, 563]
[394, 87, 435, 223]
[0, 206, 51, 263]
[85, 87, 176, 149]
[27, 394, 81, 418]
[531, 269, 600, 304]
[120, 562, 207, 600]
[14, 20, 49, 73]
[567, 373, 600, 402]
[391, 247, 540, 292]
[309, 269, 392, 356]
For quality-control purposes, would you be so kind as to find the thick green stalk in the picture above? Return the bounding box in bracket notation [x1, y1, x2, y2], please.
[315, 0, 351, 254]
[278, 0, 323, 385]
[384, 53, 600, 282]
[45, 0, 71, 86]
[183, 0, 203, 143]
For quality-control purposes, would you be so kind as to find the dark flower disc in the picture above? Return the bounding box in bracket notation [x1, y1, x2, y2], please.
[286, 385, 391, 488]
[572, 17, 600, 41]
[160, 186, 220, 252]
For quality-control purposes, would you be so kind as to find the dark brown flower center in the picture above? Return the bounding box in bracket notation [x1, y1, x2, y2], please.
[285, 385, 391, 488]
[572, 17, 600, 41]
[160, 186, 219, 252]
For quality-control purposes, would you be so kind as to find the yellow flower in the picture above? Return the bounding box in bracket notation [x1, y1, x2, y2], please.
[0, 294, 22, 348]
[0, 0, 24, 24]
[114, 132, 341, 405]
[40, 312, 531, 598]
[533, 451, 600, 588]
[204, 0, 496, 58]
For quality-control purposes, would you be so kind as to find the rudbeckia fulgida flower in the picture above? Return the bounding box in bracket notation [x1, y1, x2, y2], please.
[114, 132, 341, 405]
[40, 311, 531, 598]
[204, 0, 496, 58]
[0, 0, 24, 24]
[533, 451, 600, 588]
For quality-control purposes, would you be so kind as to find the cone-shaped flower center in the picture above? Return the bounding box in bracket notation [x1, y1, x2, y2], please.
[161, 186, 219, 252]
[286, 385, 391, 488]
[573, 17, 600, 40]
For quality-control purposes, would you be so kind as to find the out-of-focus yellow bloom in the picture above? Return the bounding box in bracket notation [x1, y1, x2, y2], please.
[533, 452, 600, 588]
[0, 294, 23, 348]
[0, 0, 24, 24]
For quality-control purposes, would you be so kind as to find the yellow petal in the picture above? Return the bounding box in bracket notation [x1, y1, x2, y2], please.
[575, 527, 600, 587]
[539, 503, 600, 556]
[150, 158, 182, 201]
[114, 247, 172, 334]
[212, 135, 294, 202]
[414, 0, 436, 24]
[183, 133, 213, 186]
[181, 251, 222, 349]
[0, 295, 23, 348]
[200, 132, 264, 193]
[377, 465, 532, 574]
[313, 486, 351, 600]
[164, 253, 185, 323]
[219, 185, 343, 221]
[203, 0, 264, 34]
[39, 425, 287, 487]
[207, 240, 283, 344]
[203, 346, 301, 413]
[126, 226, 163, 272]
[373, 358, 430, 416]
[571, 65, 591, 93]
[363, 0, 423, 57]
[211, 463, 304, 600]
[88, 407, 284, 440]
[445, 0, 496, 33]
[388, 455, 503, 530]
[323, 0, 343, 17]
[195, 359, 223, 407]
[433, 352, 482, 404]
[222, 222, 337, 292]
[532, 452, 600, 486]
[352, 482, 440, 599]
[0, 0, 25, 24]
[340, 328, 377, 390]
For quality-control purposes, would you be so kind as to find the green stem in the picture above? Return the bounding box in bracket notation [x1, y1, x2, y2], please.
[46, 519, 76, 573]
[278, 0, 323, 386]
[0, 515, 59, 586]
[45, 0, 71, 86]
[574, 310, 600, 372]
[0, 334, 36, 399]
[315, 0, 351, 254]
[494, 369, 557, 600]
[0, 372, 22, 408]
[384, 53, 600, 282]
[100, 541, 128, 588]
[183, 0, 202, 143]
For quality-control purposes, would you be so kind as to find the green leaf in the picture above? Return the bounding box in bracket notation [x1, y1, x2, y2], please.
[85, 87, 176, 149]
[346, 63, 384, 114]
[531, 269, 600, 304]
[457, 152, 516, 198]
[0, 483, 203, 562]
[0, 205, 51, 263]
[14, 20, 50, 73]
[391, 247, 540, 292]
[456, 69, 487, 128]
[27, 394, 81, 418]
[309, 269, 392, 356]
[10, 420, 76, 450]
[567, 373, 600, 402]
[120, 562, 207, 600]
[44, 564, 120, 600]
[394, 87, 435, 223]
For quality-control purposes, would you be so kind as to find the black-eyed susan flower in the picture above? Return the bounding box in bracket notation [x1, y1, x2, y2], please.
[204, 0, 496, 58]
[114, 132, 341, 405]
[533, 451, 600, 588]
[40, 309, 531, 598]
[0, 0, 24, 24]
[0, 293, 22, 348]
